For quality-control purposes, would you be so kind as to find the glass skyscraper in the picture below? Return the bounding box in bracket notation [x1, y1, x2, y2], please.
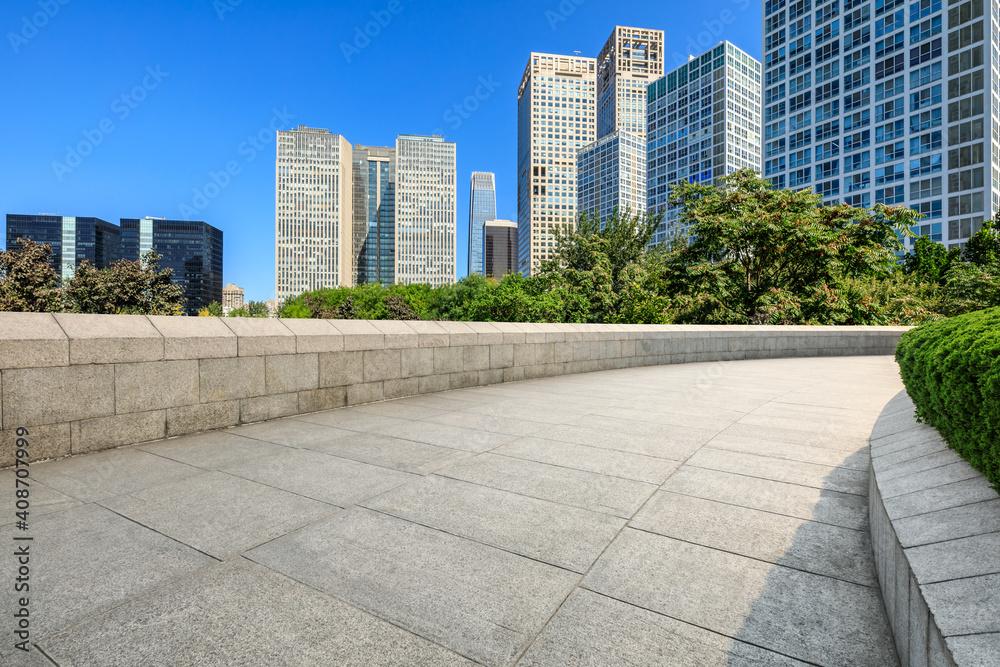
[468, 172, 497, 277]
[5, 214, 121, 281]
[484, 219, 519, 280]
[577, 130, 648, 225]
[353, 145, 396, 286]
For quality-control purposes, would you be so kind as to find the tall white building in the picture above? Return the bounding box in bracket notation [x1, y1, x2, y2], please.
[275, 126, 354, 304]
[598, 26, 666, 138]
[578, 130, 648, 224]
[517, 53, 598, 275]
[394, 134, 457, 287]
[761, 0, 998, 250]
[647, 42, 762, 244]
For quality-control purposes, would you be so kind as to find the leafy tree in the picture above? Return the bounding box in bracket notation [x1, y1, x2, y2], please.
[199, 301, 224, 317]
[902, 235, 961, 284]
[0, 238, 63, 312]
[65, 250, 185, 315]
[940, 262, 1000, 316]
[963, 215, 1000, 268]
[245, 301, 271, 317]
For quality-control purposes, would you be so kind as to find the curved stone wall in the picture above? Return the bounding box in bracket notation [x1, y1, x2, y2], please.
[869, 392, 1000, 666]
[0, 313, 909, 466]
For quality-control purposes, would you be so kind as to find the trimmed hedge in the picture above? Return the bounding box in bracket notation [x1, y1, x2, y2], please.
[896, 307, 1000, 491]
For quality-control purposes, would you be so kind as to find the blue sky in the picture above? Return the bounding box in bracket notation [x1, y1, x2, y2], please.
[0, 0, 761, 302]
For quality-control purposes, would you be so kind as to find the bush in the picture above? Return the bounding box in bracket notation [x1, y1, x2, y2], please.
[896, 307, 1000, 491]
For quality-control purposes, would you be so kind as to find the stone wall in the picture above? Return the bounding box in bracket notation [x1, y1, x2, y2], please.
[0, 313, 909, 466]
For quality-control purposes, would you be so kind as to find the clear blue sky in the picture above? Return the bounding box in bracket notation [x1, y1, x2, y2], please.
[0, 0, 761, 302]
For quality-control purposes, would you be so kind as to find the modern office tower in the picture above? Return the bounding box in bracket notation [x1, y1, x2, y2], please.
[517, 53, 598, 275]
[647, 42, 762, 245]
[120, 217, 223, 316]
[578, 130, 648, 225]
[597, 26, 666, 139]
[275, 126, 354, 304]
[5, 214, 120, 281]
[469, 172, 497, 277]
[222, 283, 244, 314]
[353, 144, 396, 286]
[762, 0, 998, 250]
[394, 135, 457, 286]
[484, 219, 519, 280]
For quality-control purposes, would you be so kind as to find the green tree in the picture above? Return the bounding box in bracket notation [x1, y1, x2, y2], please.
[0, 238, 63, 312]
[199, 301, 224, 317]
[963, 215, 1000, 268]
[902, 235, 961, 284]
[65, 250, 185, 315]
[245, 301, 271, 317]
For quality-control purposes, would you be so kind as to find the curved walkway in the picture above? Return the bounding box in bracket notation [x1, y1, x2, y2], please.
[4, 356, 903, 666]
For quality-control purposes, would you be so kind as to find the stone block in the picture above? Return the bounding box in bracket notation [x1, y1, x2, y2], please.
[401, 347, 435, 377]
[71, 411, 166, 454]
[240, 393, 299, 423]
[418, 374, 450, 394]
[535, 343, 556, 364]
[515, 323, 548, 343]
[478, 369, 504, 386]
[0, 312, 69, 369]
[166, 401, 240, 437]
[297, 387, 348, 413]
[319, 351, 364, 387]
[115, 360, 200, 413]
[364, 349, 402, 383]
[223, 318, 295, 357]
[406, 320, 450, 347]
[265, 354, 319, 394]
[909, 576, 929, 666]
[147, 315, 237, 360]
[371, 320, 418, 349]
[0, 422, 71, 467]
[328, 320, 384, 350]
[279, 318, 344, 354]
[437, 321, 478, 346]
[383, 377, 420, 400]
[449, 371, 479, 389]
[465, 321, 503, 345]
[503, 366, 525, 383]
[3, 365, 114, 428]
[513, 344, 536, 367]
[55, 313, 163, 365]
[434, 346, 464, 374]
[489, 344, 514, 369]
[490, 322, 526, 345]
[347, 382, 384, 405]
[200, 356, 266, 402]
[463, 345, 491, 371]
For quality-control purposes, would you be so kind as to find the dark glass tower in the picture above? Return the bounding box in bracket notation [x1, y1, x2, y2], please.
[353, 145, 396, 286]
[484, 220, 519, 280]
[5, 214, 121, 281]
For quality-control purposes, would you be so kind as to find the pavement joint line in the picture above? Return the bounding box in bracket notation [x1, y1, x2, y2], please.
[681, 462, 870, 498]
[701, 440, 869, 466]
[211, 465, 407, 511]
[96, 502, 225, 563]
[29, 642, 60, 666]
[879, 452, 973, 475]
[486, 448, 676, 485]
[882, 475, 994, 500]
[890, 517, 1000, 548]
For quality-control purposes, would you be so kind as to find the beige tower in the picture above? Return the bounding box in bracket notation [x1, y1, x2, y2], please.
[275, 126, 354, 303]
[517, 53, 598, 276]
[597, 26, 664, 139]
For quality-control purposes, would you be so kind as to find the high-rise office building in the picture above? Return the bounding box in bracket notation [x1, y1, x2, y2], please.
[120, 217, 223, 316]
[761, 0, 998, 250]
[275, 126, 354, 303]
[484, 219, 519, 280]
[578, 130, 648, 225]
[647, 42, 762, 244]
[222, 283, 244, 314]
[353, 144, 396, 286]
[598, 26, 666, 139]
[394, 135, 457, 286]
[5, 214, 120, 281]
[517, 53, 598, 275]
[469, 172, 497, 277]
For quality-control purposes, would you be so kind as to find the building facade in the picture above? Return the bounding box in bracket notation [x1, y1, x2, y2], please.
[517, 53, 598, 276]
[353, 144, 396, 286]
[578, 130, 648, 225]
[5, 214, 120, 281]
[222, 283, 244, 314]
[598, 26, 666, 139]
[394, 135, 457, 287]
[468, 172, 497, 277]
[647, 42, 763, 244]
[484, 219, 519, 280]
[761, 0, 999, 250]
[275, 126, 354, 304]
[120, 217, 223, 316]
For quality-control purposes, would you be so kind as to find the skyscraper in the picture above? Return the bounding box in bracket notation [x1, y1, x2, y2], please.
[5, 214, 120, 281]
[577, 130, 648, 225]
[761, 0, 998, 250]
[484, 219, 519, 280]
[275, 126, 354, 304]
[597, 26, 666, 139]
[120, 217, 223, 316]
[517, 53, 598, 275]
[469, 172, 497, 277]
[647, 42, 762, 244]
[394, 135, 457, 286]
[353, 144, 396, 286]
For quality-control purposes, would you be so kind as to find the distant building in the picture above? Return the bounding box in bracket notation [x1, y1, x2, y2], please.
[597, 26, 665, 139]
[484, 220, 518, 280]
[120, 217, 223, 316]
[5, 214, 120, 281]
[469, 172, 497, 277]
[222, 283, 244, 314]
[353, 144, 396, 287]
[577, 130, 647, 226]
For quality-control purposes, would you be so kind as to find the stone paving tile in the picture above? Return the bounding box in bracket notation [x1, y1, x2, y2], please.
[583, 528, 897, 667]
[222, 447, 418, 507]
[879, 460, 984, 499]
[737, 413, 878, 442]
[227, 418, 357, 448]
[362, 474, 625, 572]
[295, 430, 475, 475]
[574, 410, 736, 434]
[883, 477, 1000, 520]
[457, 401, 582, 425]
[538, 423, 714, 461]
[349, 401, 449, 421]
[947, 633, 1000, 666]
[423, 411, 551, 436]
[293, 409, 412, 433]
[39, 558, 474, 667]
[720, 422, 869, 452]
[704, 434, 868, 470]
[373, 420, 520, 453]
[907, 532, 1000, 583]
[0, 471, 81, 526]
[436, 453, 657, 518]
[140, 430, 294, 470]
[0, 504, 213, 654]
[923, 573, 1000, 636]
[894, 499, 1000, 548]
[518, 589, 810, 667]
[493, 437, 681, 485]
[100, 471, 338, 559]
[247, 507, 578, 667]
[685, 447, 869, 496]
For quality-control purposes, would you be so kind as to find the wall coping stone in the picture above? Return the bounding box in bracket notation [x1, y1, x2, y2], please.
[0, 312, 69, 369]
[54, 313, 164, 364]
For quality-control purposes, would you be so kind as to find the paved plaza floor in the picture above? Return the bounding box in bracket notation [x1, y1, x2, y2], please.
[3, 356, 904, 666]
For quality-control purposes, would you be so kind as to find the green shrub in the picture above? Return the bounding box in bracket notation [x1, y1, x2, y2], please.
[896, 307, 1000, 491]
